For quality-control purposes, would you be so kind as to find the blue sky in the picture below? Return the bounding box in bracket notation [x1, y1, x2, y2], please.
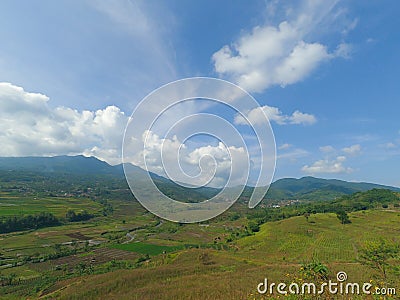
[0, 0, 399, 187]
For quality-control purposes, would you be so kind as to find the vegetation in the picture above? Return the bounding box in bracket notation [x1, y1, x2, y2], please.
[336, 210, 351, 224]
[65, 210, 94, 222]
[113, 242, 185, 256]
[359, 238, 400, 279]
[300, 260, 329, 281]
[0, 212, 60, 233]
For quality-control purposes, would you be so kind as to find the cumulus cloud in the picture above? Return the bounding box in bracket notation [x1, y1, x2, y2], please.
[128, 130, 249, 187]
[342, 144, 361, 156]
[302, 156, 353, 174]
[212, 0, 351, 93]
[0, 82, 127, 164]
[234, 105, 316, 126]
[289, 110, 317, 125]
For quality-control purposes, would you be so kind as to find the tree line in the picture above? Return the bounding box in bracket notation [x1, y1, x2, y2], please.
[0, 212, 60, 234]
[0, 209, 95, 234]
[247, 188, 400, 226]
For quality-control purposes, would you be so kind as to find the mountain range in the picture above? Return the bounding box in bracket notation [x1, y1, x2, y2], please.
[0, 155, 398, 202]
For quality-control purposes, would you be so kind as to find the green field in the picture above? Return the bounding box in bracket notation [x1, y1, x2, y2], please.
[0, 194, 103, 218]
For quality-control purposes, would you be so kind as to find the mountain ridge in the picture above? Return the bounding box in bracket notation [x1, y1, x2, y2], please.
[0, 155, 398, 201]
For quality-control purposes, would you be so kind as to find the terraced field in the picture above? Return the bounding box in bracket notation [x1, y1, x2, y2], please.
[33, 209, 400, 300]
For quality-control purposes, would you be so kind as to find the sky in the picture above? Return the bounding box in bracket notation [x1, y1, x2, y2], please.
[0, 0, 399, 187]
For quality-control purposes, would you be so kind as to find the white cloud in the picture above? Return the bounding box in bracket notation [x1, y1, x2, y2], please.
[319, 145, 335, 153]
[289, 110, 317, 125]
[342, 18, 358, 35]
[91, 0, 152, 37]
[342, 144, 361, 156]
[274, 41, 331, 87]
[277, 148, 309, 160]
[302, 155, 353, 174]
[212, 0, 351, 93]
[128, 130, 249, 188]
[347, 134, 378, 143]
[382, 142, 397, 149]
[0, 82, 127, 164]
[334, 43, 352, 59]
[234, 105, 316, 126]
[278, 143, 292, 150]
[234, 105, 286, 125]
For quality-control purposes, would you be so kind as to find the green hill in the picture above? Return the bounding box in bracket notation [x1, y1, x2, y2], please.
[1, 156, 398, 203]
[267, 176, 400, 201]
[0, 155, 122, 175]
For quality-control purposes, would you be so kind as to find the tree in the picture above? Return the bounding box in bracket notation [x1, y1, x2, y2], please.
[304, 212, 310, 222]
[359, 239, 399, 279]
[66, 209, 77, 221]
[336, 210, 351, 224]
[300, 260, 329, 281]
[247, 220, 260, 233]
[66, 209, 93, 222]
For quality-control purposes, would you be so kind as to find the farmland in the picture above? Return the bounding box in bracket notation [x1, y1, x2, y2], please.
[0, 194, 103, 218]
[113, 242, 185, 256]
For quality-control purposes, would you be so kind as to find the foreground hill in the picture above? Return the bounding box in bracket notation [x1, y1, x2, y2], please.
[36, 210, 400, 300]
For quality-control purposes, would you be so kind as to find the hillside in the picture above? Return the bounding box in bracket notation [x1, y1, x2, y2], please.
[33, 210, 400, 300]
[0, 155, 123, 175]
[268, 176, 400, 201]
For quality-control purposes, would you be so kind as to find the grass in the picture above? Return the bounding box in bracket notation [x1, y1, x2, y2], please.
[112, 242, 185, 256]
[236, 210, 400, 264]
